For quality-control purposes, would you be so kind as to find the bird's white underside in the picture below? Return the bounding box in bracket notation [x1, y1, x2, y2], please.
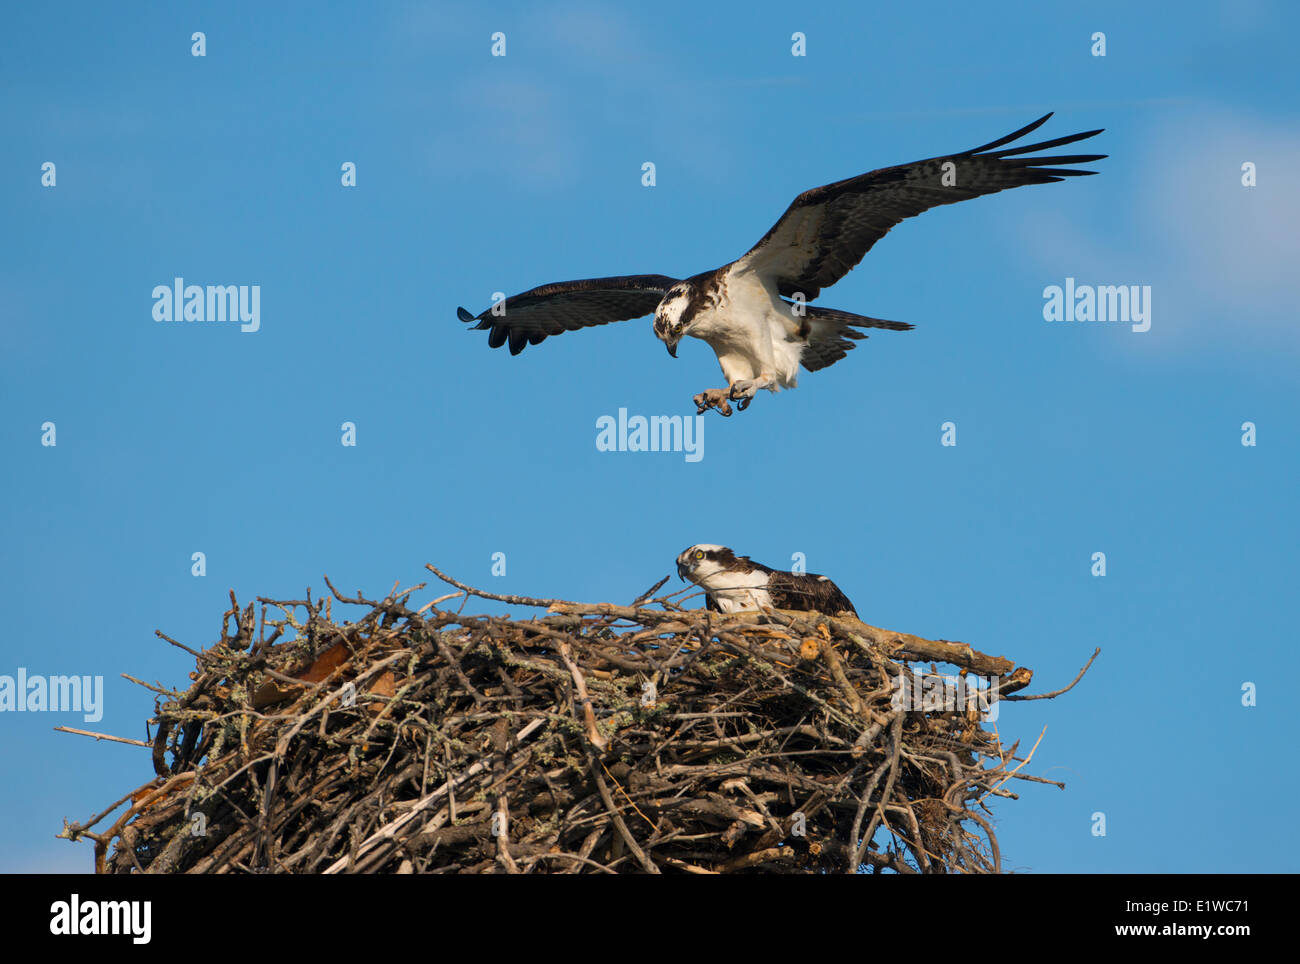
[691, 266, 806, 392]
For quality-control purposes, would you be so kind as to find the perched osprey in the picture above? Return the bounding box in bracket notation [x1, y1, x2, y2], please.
[458, 113, 1104, 415]
[676, 545, 857, 617]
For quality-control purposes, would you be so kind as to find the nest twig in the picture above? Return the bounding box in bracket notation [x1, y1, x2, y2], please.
[58, 565, 1097, 874]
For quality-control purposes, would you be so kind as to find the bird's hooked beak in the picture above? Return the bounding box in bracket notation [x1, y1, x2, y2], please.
[676, 560, 689, 581]
[665, 334, 679, 359]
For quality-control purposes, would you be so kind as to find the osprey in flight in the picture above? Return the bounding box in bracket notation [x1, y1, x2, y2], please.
[676, 545, 857, 617]
[458, 113, 1104, 416]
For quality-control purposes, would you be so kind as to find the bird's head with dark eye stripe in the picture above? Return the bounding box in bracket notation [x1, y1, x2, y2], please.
[653, 285, 694, 358]
[676, 544, 730, 583]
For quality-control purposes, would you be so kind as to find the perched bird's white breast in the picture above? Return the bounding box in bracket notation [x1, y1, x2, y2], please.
[696, 567, 775, 613]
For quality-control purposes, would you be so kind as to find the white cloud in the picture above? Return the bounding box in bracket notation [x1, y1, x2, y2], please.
[526, 3, 649, 67]
[1022, 109, 1300, 356]
[1145, 113, 1299, 319]
[444, 77, 582, 187]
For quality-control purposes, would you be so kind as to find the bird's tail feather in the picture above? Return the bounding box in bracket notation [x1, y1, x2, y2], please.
[800, 304, 914, 333]
[793, 304, 913, 373]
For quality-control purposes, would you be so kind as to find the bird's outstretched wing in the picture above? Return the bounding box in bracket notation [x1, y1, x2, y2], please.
[457, 275, 679, 356]
[734, 113, 1106, 300]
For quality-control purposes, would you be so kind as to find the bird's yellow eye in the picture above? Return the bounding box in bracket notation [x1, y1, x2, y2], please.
[695, 550, 704, 560]
[674, 323, 684, 335]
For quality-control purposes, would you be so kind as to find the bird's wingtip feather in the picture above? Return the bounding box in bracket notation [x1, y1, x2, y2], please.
[965, 112, 1056, 155]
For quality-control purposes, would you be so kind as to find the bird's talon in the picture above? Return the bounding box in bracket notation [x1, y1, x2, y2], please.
[693, 389, 733, 417]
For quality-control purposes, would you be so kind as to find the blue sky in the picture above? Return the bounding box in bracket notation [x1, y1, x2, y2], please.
[2, 1, 1297, 872]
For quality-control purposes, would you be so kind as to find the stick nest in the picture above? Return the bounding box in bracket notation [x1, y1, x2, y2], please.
[61, 566, 1093, 874]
